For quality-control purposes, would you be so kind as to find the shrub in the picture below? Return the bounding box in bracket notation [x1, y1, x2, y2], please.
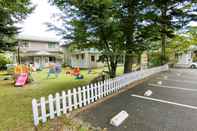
[0, 54, 10, 70]
[148, 52, 169, 67]
[192, 55, 197, 62]
[148, 52, 162, 67]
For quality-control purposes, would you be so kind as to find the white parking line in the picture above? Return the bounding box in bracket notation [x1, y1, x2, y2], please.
[160, 75, 197, 80]
[131, 94, 197, 110]
[156, 78, 197, 84]
[148, 83, 197, 92]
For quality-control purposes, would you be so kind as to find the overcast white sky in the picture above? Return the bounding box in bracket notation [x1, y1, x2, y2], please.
[18, 0, 62, 39]
[19, 0, 196, 40]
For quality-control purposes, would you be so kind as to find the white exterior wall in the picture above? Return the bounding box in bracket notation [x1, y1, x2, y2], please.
[176, 51, 192, 67]
[70, 53, 104, 68]
[177, 51, 192, 65]
[71, 54, 86, 68]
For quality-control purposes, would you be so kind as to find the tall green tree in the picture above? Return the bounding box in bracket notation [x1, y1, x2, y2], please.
[145, 0, 196, 65]
[50, 0, 152, 74]
[188, 26, 197, 45]
[49, 0, 124, 78]
[0, 0, 34, 52]
[115, 0, 150, 73]
[167, 35, 190, 58]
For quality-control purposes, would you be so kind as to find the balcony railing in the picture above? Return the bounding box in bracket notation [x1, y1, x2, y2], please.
[20, 47, 63, 52]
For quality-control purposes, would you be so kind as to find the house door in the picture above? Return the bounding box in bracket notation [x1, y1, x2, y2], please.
[34, 57, 41, 65]
[44, 57, 49, 64]
[49, 57, 56, 63]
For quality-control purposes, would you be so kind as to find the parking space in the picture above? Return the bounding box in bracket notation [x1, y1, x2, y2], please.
[78, 69, 197, 131]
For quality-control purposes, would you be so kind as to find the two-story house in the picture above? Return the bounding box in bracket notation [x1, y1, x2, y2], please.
[62, 45, 105, 68]
[17, 35, 63, 65]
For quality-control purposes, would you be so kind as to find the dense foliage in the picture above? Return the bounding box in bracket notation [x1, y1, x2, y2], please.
[145, 0, 196, 64]
[0, 0, 34, 52]
[49, 0, 196, 77]
[0, 53, 10, 70]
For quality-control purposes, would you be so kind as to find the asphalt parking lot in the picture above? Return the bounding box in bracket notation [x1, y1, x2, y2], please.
[78, 69, 197, 131]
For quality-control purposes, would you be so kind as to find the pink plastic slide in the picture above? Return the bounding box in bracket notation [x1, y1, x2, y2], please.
[15, 73, 28, 87]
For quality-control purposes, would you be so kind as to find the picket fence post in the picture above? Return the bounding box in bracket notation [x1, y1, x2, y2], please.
[94, 83, 98, 100]
[82, 86, 87, 106]
[114, 79, 118, 92]
[56, 93, 61, 116]
[40, 97, 47, 123]
[73, 88, 78, 109]
[100, 81, 104, 98]
[109, 80, 113, 94]
[78, 87, 83, 107]
[87, 85, 91, 104]
[118, 78, 121, 90]
[67, 90, 72, 112]
[103, 80, 107, 96]
[62, 91, 67, 114]
[106, 80, 109, 95]
[113, 79, 116, 92]
[32, 99, 39, 126]
[90, 84, 94, 102]
[98, 82, 101, 99]
[48, 94, 55, 119]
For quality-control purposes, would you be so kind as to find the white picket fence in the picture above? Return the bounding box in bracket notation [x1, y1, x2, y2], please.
[32, 65, 169, 126]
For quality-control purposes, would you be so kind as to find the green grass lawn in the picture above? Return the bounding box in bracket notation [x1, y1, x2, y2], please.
[0, 66, 123, 131]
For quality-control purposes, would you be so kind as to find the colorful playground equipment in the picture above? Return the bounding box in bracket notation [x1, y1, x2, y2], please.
[64, 66, 83, 79]
[47, 63, 61, 79]
[14, 64, 33, 87]
[75, 74, 84, 80]
[15, 73, 28, 86]
[71, 67, 80, 76]
[65, 67, 81, 76]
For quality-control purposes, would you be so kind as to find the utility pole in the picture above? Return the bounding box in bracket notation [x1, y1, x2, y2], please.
[17, 43, 21, 64]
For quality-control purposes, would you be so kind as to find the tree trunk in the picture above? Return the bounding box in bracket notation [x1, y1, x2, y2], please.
[106, 55, 118, 78]
[161, 5, 167, 65]
[161, 32, 166, 65]
[110, 63, 117, 78]
[123, 0, 135, 73]
[17, 46, 21, 64]
[124, 54, 133, 73]
[109, 56, 118, 78]
[137, 53, 141, 70]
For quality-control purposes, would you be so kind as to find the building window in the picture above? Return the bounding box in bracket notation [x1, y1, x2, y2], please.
[48, 42, 56, 48]
[76, 54, 79, 60]
[91, 56, 95, 62]
[21, 40, 29, 48]
[81, 54, 84, 60]
[49, 57, 55, 62]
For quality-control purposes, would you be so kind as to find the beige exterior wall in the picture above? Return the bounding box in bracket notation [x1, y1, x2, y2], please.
[17, 39, 63, 65]
[63, 47, 105, 68]
[70, 53, 104, 68]
[20, 41, 61, 52]
[29, 41, 49, 48]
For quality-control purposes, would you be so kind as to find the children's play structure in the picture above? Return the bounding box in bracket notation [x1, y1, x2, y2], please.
[15, 73, 28, 86]
[71, 67, 80, 76]
[5, 63, 84, 87]
[65, 67, 80, 76]
[65, 67, 83, 79]
[47, 63, 61, 79]
[14, 64, 33, 87]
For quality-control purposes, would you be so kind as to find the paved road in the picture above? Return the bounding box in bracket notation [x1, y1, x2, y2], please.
[78, 69, 197, 131]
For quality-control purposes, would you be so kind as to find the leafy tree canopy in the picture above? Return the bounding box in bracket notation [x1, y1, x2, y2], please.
[144, 0, 196, 64]
[0, 0, 34, 52]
